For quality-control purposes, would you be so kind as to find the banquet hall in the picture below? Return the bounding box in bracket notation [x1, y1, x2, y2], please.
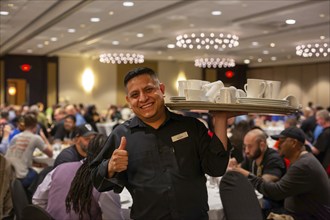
[0, 1, 329, 220]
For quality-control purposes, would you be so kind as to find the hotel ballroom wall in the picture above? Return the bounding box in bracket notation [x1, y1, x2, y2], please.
[1, 56, 329, 111]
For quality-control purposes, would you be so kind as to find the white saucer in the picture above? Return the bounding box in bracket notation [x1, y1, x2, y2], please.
[237, 97, 289, 106]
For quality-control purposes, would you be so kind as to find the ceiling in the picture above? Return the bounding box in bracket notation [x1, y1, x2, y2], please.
[1, 0, 329, 67]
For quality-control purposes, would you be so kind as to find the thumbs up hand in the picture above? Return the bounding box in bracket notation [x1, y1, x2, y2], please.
[108, 137, 128, 178]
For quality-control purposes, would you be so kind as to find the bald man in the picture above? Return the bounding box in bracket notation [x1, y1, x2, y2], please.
[228, 128, 286, 215]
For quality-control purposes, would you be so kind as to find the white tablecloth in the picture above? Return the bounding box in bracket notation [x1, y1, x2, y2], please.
[119, 176, 262, 220]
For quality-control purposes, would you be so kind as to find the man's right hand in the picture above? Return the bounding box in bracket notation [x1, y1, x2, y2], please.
[107, 136, 128, 178]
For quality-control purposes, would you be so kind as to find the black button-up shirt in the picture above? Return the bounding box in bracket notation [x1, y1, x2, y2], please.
[91, 108, 230, 220]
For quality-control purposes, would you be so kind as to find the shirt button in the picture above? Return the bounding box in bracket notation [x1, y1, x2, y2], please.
[167, 186, 171, 190]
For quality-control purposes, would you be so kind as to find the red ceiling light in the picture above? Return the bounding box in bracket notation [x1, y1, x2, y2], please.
[20, 64, 32, 72]
[225, 70, 234, 78]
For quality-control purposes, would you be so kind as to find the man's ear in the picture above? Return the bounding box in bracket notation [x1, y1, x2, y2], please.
[159, 83, 165, 94]
[260, 140, 267, 150]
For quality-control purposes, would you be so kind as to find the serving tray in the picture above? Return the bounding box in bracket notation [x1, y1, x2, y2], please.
[165, 101, 299, 115]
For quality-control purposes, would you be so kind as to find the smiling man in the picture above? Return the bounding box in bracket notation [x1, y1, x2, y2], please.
[91, 67, 235, 220]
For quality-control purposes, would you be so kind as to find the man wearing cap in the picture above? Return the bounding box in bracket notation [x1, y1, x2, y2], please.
[53, 123, 97, 168]
[232, 127, 330, 219]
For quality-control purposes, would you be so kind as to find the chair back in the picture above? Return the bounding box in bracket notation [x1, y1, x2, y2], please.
[11, 179, 29, 220]
[220, 171, 263, 220]
[21, 204, 53, 220]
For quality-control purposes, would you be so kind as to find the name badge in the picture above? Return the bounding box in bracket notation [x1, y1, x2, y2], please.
[171, 132, 188, 142]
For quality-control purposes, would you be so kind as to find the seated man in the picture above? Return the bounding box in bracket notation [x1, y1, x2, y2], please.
[53, 123, 97, 168]
[52, 114, 76, 145]
[229, 128, 286, 214]
[33, 134, 124, 220]
[5, 114, 53, 188]
[232, 127, 330, 219]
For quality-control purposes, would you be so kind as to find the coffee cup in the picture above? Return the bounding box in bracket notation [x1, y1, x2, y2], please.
[178, 80, 209, 97]
[244, 79, 266, 98]
[215, 87, 237, 104]
[264, 80, 281, 99]
[203, 80, 224, 102]
[236, 89, 247, 98]
[185, 89, 207, 101]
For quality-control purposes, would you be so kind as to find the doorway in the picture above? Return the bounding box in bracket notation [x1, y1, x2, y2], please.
[6, 79, 29, 105]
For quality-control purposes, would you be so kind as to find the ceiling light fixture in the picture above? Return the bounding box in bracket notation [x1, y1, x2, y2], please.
[285, 19, 296, 24]
[0, 11, 9, 15]
[68, 28, 76, 33]
[176, 32, 239, 50]
[211, 11, 222, 16]
[90, 17, 100, 22]
[296, 43, 329, 57]
[123, 1, 134, 7]
[99, 52, 144, 64]
[194, 58, 235, 68]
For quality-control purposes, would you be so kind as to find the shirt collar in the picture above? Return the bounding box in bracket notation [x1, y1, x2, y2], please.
[128, 107, 182, 128]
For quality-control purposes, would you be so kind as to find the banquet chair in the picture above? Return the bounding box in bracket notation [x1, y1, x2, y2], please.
[21, 204, 53, 220]
[11, 179, 29, 220]
[220, 171, 263, 220]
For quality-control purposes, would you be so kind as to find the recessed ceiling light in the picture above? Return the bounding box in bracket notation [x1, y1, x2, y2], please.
[136, 33, 144, 38]
[37, 44, 44, 48]
[90, 17, 100, 22]
[263, 50, 269, 54]
[27, 49, 33, 53]
[8, 4, 14, 7]
[109, 11, 114, 15]
[123, 1, 134, 7]
[244, 59, 250, 64]
[50, 37, 57, 42]
[80, 24, 86, 28]
[112, 41, 119, 45]
[257, 58, 263, 62]
[211, 11, 222, 16]
[167, 44, 175, 49]
[319, 14, 325, 18]
[44, 41, 49, 45]
[252, 41, 259, 46]
[0, 11, 9, 15]
[320, 36, 325, 40]
[270, 43, 276, 47]
[285, 19, 296, 24]
[68, 28, 76, 33]
[271, 56, 277, 61]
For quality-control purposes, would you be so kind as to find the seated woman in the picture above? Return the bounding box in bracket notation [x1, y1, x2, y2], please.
[32, 134, 124, 220]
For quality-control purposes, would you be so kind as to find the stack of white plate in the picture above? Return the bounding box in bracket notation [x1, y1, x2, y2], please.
[170, 96, 186, 102]
[237, 97, 289, 106]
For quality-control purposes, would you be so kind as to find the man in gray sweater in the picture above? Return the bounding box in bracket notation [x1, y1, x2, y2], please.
[232, 127, 330, 220]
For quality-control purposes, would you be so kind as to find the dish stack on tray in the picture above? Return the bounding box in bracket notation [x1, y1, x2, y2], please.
[166, 78, 301, 114]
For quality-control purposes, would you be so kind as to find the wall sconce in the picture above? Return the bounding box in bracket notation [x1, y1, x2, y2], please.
[8, 86, 17, 96]
[82, 68, 95, 93]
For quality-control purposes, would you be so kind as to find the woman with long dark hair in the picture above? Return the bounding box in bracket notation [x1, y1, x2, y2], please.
[33, 134, 124, 220]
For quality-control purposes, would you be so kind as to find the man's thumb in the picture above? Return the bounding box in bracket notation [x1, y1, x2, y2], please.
[118, 136, 127, 150]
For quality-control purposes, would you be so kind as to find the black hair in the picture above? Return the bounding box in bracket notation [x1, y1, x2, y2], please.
[23, 113, 38, 129]
[65, 134, 107, 219]
[64, 114, 76, 123]
[124, 67, 158, 87]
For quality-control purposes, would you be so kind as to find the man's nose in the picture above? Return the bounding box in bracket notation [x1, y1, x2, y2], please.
[139, 92, 148, 102]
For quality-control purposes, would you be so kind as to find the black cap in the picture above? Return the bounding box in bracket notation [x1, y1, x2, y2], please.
[271, 127, 306, 144]
[75, 123, 97, 137]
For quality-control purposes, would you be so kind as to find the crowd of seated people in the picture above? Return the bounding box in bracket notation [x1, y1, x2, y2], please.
[0, 100, 329, 219]
[0, 102, 134, 219]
